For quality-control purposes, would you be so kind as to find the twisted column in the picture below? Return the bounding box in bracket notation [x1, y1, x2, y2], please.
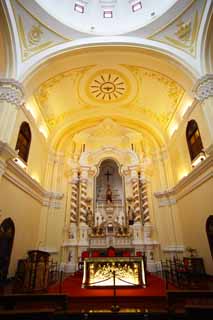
[131, 168, 141, 223]
[140, 179, 150, 224]
[79, 168, 89, 224]
[70, 180, 78, 223]
[68, 168, 80, 225]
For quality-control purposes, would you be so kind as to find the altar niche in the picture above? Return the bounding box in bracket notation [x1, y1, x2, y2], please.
[93, 159, 126, 236]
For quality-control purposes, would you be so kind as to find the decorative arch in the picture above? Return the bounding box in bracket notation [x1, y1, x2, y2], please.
[79, 146, 139, 170]
[206, 215, 213, 258]
[203, 9, 213, 73]
[0, 3, 16, 78]
[186, 120, 203, 161]
[0, 218, 15, 281]
[15, 122, 32, 163]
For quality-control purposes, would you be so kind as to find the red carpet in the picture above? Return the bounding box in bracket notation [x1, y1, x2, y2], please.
[49, 273, 173, 297]
[48, 273, 176, 311]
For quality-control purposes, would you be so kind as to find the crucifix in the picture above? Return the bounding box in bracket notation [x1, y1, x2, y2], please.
[104, 169, 113, 183]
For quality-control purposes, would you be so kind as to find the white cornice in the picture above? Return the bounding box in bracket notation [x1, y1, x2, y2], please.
[155, 154, 213, 202]
[3, 159, 64, 207]
[0, 141, 17, 161]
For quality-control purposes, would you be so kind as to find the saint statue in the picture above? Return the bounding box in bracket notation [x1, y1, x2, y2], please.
[87, 207, 93, 226]
[106, 184, 112, 203]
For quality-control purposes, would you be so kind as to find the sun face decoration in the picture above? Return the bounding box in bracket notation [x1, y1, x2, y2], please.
[89, 71, 127, 102]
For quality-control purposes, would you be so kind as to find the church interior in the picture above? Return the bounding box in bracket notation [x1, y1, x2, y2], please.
[0, 0, 213, 318]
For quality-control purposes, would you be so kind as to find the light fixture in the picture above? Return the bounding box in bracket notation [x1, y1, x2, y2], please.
[13, 157, 27, 170]
[74, 3, 84, 13]
[132, 1, 142, 12]
[192, 151, 206, 168]
[103, 10, 113, 18]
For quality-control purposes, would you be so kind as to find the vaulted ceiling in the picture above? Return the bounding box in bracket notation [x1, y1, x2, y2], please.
[1, 0, 212, 152]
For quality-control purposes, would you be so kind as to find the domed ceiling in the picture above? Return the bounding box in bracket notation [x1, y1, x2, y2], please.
[35, 0, 177, 35]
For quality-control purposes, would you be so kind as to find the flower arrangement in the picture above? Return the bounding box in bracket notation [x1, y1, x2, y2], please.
[186, 246, 197, 257]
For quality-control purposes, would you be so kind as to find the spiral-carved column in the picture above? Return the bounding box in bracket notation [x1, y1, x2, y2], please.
[79, 168, 89, 224]
[140, 179, 150, 224]
[70, 180, 78, 223]
[131, 168, 141, 223]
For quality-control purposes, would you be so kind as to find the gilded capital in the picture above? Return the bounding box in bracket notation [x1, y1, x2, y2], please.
[0, 78, 25, 108]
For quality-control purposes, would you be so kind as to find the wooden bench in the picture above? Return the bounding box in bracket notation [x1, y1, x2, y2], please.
[0, 293, 69, 311]
[167, 290, 213, 314]
[0, 308, 55, 319]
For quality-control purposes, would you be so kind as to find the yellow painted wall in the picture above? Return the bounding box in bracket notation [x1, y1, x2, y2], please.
[177, 177, 213, 274]
[10, 108, 48, 185]
[0, 177, 42, 277]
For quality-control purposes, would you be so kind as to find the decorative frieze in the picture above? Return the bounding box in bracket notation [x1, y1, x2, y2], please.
[193, 74, 213, 101]
[0, 79, 24, 107]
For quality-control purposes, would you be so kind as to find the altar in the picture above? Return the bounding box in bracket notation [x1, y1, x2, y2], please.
[82, 257, 146, 288]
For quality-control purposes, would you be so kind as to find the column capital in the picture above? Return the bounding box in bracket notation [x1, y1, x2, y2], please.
[0, 78, 25, 108]
[193, 74, 213, 101]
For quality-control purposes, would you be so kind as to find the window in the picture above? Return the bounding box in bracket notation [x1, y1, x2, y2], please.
[74, 3, 84, 13]
[186, 120, 203, 161]
[132, 1, 142, 12]
[103, 10, 113, 18]
[15, 122, 31, 163]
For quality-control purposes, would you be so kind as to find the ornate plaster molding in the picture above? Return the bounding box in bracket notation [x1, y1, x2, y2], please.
[158, 198, 176, 207]
[0, 79, 25, 107]
[193, 74, 213, 101]
[163, 245, 185, 253]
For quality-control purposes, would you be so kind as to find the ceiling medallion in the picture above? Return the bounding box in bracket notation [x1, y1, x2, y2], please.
[89, 72, 127, 101]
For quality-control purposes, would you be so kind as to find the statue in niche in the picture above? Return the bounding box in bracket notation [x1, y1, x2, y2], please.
[87, 207, 93, 226]
[106, 184, 112, 203]
[128, 205, 134, 225]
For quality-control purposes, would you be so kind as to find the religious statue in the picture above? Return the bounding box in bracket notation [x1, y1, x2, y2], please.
[87, 207, 93, 226]
[106, 184, 112, 203]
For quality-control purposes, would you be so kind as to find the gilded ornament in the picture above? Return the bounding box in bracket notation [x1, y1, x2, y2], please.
[165, 11, 198, 55]
[89, 71, 127, 102]
[28, 24, 43, 45]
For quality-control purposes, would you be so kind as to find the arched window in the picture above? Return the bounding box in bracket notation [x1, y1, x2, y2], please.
[186, 120, 203, 161]
[206, 215, 213, 259]
[15, 122, 31, 163]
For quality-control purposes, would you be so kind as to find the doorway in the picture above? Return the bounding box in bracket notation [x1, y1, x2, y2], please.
[206, 215, 213, 259]
[0, 218, 15, 281]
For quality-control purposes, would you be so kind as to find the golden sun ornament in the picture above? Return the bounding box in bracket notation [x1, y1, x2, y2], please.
[89, 72, 126, 101]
